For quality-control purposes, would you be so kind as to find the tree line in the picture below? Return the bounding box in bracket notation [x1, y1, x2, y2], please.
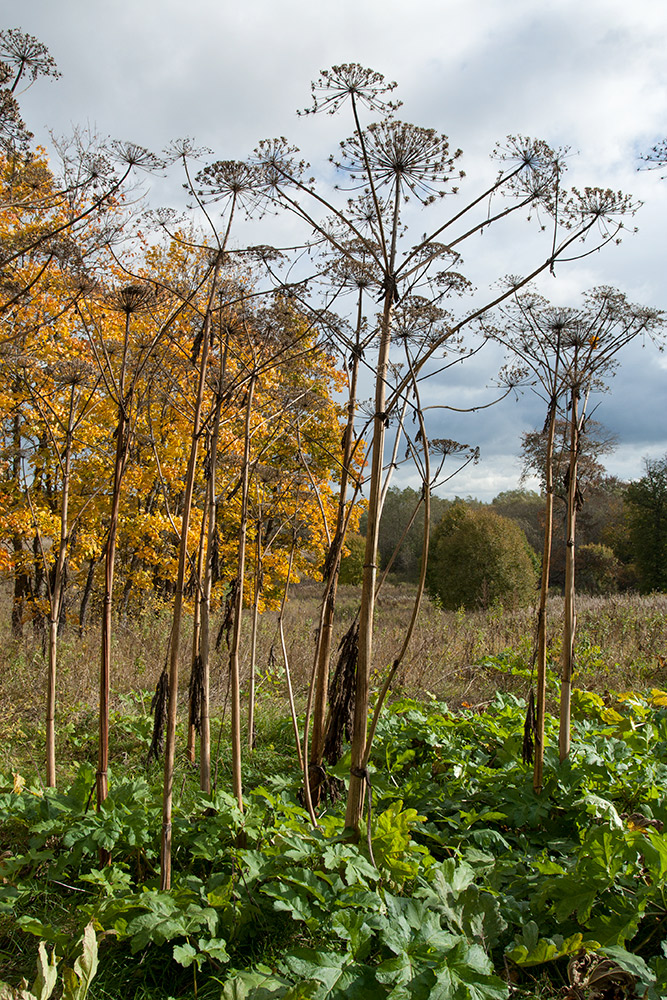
[367, 449, 667, 602]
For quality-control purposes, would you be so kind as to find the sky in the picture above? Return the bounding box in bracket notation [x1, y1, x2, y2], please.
[9, 0, 667, 500]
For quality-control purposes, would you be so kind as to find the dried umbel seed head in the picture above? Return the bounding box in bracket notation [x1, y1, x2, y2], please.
[300, 64, 401, 117]
[252, 138, 310, 193]
[112, 284, 154, 315]
[335, 121, 463, 205]
[196, 159, 262, 207]
[70, 271, 98, 298]
[111, 141, 164, 173]
[48, 359, 96, 388]
[0, 348, 34, 373]
[0, 28, 61, 83]
[431, 438, 478, 461]
[328, 238, 383, 292]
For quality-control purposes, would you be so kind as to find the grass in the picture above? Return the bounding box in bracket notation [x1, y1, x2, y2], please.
[1, 579, 666, 782]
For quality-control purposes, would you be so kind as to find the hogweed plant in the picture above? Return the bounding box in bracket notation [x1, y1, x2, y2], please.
[489, 286, 664, 787]
[253, 63, 640, 833]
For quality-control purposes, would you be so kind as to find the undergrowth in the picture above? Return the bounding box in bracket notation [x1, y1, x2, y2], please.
[2, 688, 667, 998]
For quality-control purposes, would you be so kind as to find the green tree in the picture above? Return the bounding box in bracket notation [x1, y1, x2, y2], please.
[491, 488, 544, 554]
[576, 543, 621, 594]
[365, 486, 453, 583]
[426, 503, 537, 610]
[339, 532, 366, 585]
[625, 455, 667, 592]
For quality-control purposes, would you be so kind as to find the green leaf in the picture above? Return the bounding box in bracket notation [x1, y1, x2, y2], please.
[262, 884, 321, 930]
[0, 982, 35, 1000]
[281, 948, 377, 998]
[600, 945, 654, 987]
[321, 844, 378, 887]
[545, 874, 601, 923]
[424, 863, 506, 948]
[330, 910, 374, 960]
[220, 964, 318, 998]
[198, 937, 230, 964]
[639, 830, 667, 884]
[371, 801, 425, 883]
[173, 943, 199, 968]
[15, 919, 69, 951]
[506, 931, 599, 968]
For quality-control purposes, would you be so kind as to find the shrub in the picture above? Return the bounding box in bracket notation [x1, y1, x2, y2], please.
[339, 532, 366, 585]
[576, 543, 621, 594]
[426, 503, 537, 610]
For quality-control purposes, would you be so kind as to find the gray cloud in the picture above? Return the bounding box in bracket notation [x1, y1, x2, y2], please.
[10, 0, 667, 499]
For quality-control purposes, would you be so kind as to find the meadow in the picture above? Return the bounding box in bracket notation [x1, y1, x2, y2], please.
[2, 584, 666, 762]
[1, 586, 667, 999]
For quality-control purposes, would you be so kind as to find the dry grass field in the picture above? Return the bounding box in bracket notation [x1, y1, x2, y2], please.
[1, 580, 665, 747]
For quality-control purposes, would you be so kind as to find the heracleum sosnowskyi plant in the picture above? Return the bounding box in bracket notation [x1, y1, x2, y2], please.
[304, 246, 375, 807]
[157, 144, 287, 886]
[488, 290, 572, 792]
[75, 248, 207, 835]
[186, 483, 209, 768]
[224, 310, 343, 824]
[79, 280, 159, 819]
[253, 63, 639, 834]
[492, 286, 663, 774]
[159, 250, 226, 889]
[194, 322, 231, 794]
[0, 28, 60, 158]
[21, 357, 101, 788]
[552, 289, 664, 761]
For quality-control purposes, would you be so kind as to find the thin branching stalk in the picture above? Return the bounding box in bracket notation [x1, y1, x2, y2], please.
[560, 380, 582, 762]
[307, 298, 363, 805]
[247, 517, 262, 751]
[227, 372, 256, 817]
[365, 405, 431, 759]
[533, 393, 557, 791]
[345, 283, 395, 831]
[187, 496, 208, 765]
[200, 333, 229, 792]
[278, 531, 305, 774]
[98, 306, 133, 817]
[161, 254, 223, 890]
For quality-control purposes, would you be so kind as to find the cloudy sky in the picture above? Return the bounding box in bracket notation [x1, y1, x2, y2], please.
[11, 0, 667, 499]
